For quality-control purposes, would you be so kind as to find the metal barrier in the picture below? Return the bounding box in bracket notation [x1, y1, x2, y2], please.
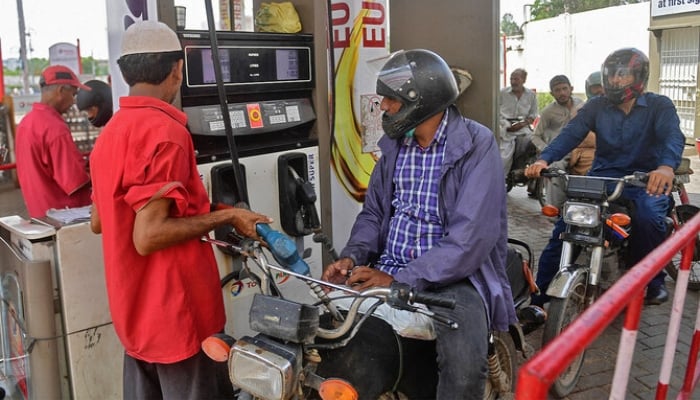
[515, 212, 700, 399]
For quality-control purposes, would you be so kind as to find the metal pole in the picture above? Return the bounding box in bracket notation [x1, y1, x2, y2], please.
[16, 0, 30, 94]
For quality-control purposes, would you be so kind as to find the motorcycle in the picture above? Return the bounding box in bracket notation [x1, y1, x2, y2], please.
[503, 118, 540, 195]
[663, 156, 700, 291]
[537, 168, 650, 398]
[201, 227, 538, 399]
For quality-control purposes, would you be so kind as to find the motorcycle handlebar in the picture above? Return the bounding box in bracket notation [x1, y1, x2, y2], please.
[539, 169, 650, 201]
[412, 291, 457, 309]
[389, 281, 456, 309]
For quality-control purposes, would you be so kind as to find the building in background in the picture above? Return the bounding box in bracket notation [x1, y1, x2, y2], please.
[648, 2, 700, 144]
[502, 3, 650, 96]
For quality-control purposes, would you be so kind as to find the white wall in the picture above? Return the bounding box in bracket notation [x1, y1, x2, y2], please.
[503, 2, 650, 94]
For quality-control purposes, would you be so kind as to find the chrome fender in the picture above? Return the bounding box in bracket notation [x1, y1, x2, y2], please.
[545, 266, 588, 299]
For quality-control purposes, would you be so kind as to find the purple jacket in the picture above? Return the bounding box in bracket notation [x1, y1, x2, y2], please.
[340, 106, 517, 330]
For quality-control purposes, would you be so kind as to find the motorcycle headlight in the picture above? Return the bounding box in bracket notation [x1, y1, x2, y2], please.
[563, 202, 600, 228]
[229, 336, 300, 400]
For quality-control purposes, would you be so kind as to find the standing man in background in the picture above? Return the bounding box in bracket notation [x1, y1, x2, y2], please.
[531, 74, 584, 208]
[76, 79, 113, 128]
[15, 65, 92, 218]
[499, 68, 538, 181]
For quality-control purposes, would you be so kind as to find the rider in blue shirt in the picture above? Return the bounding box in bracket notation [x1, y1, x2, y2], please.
[524, 48, 685, 314]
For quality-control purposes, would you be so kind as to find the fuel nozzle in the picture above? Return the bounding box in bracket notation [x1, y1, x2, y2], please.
[256, 223, 344, 321]
[256, 223, 310, 276]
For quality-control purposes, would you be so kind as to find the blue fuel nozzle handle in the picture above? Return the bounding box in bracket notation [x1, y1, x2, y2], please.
[256, 223, 310, 276]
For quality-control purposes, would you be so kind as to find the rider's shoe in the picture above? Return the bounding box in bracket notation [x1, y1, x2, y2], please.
[644, 284, 669, 306]
[518, 305, 547, 334]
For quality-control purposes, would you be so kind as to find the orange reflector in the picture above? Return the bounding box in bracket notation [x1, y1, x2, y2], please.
[318, 378, 358, 400]
[541, 205, 560, 217]
[609, 212, 631, 227]
[201, 334, 233, 362]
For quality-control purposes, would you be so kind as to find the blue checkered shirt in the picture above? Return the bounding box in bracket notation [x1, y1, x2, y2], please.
[377, 111, 449, 276]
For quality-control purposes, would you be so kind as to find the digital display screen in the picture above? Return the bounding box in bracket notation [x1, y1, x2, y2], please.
[184, 45, 311, 88]
[201, 49, 231, 84]
[276, 49, 299, 80]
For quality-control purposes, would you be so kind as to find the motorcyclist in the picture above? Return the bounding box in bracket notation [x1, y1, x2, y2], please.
[524, 47, 685, 307]
[76, 79, 112, 127]
[499, 68, 539, 190]
[530, 74, 585, 208]
[322, 49, 516, 399]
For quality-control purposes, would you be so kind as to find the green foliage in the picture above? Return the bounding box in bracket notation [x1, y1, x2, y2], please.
[530, 0, 647, 20]
[537, 91, 555, 112]
[3, 57, 110, 92]
[501, 13, 522, 36]
[3, 57, 108, 76]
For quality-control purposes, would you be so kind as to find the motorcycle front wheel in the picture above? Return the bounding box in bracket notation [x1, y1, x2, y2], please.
[542, 272, 589, 398]
[664, 204, 700, 291]
[483, 331, 517, 400]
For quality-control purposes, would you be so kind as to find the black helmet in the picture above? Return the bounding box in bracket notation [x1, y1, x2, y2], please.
[601, 48, 648, 105]
[76, 80, 113, 127]
[376, 49, 458, 139]
[585, 71, 602, 100]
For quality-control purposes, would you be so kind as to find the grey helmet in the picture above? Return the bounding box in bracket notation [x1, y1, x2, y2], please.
[585, 71, 602, 100]
[376, 49, 459, 139]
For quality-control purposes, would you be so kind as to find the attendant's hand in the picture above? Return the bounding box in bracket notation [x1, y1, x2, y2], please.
[647, 166, 675, 196]
[228, 208, 272, 240]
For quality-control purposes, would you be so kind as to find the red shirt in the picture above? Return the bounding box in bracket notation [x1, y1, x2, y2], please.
[15, 103, 91, 217]
[90, 96, 225, 363]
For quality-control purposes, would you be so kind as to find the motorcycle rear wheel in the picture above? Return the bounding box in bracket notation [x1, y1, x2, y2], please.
[483, 331, 517, 400]
[665, 204, 700, 291]
[542, 272, 589, 398]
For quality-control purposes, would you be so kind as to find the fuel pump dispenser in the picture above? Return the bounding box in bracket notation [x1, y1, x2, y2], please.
[177, 29, 324, 337]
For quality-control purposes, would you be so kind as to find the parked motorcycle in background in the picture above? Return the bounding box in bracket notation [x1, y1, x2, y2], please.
[663, 156, 700, 290]
[502, 117, 540, 195]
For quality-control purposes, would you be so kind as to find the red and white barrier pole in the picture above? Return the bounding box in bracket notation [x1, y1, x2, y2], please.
[610, 289, 644, 399]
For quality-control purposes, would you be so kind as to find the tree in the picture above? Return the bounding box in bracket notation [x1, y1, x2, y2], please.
[501, 13, 522, 36]
[530, 0, 648, 21]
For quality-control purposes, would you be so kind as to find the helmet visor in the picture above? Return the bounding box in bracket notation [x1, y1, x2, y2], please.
[376, 51, 419, 102]
[604, 66, 633, 81]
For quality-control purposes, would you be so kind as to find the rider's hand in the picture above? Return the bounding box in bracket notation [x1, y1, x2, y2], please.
[525, 160, 548, 178]
[506, 121, 528, 132]
[346, 266, 394, 290]
[321, 257, 355, 289]
[646, 165, 675, 196]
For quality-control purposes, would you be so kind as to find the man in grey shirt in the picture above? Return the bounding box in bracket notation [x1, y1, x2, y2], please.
[499, 68, 538, 179]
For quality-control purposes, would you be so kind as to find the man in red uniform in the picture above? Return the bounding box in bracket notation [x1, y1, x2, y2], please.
[89, 20, 271, 399]
[15, 65, 92, 218]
